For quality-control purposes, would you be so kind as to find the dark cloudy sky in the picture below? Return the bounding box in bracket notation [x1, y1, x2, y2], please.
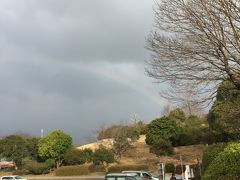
[0, 0, 167, 144]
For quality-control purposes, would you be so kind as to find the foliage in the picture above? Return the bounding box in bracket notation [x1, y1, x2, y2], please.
[202, 143, 228, 173]
[146, 116, 179, 145]
[97, 124, 141, 141]
[168, 108, 186, 122]
[202, 143, 240, 180]
[107, 164, 149, 173]
[55, 165, 89, 176]
[125, 126, 140, 141]
[165, 163, 175, 173]
[44, 158, 55, 168]
[25, 137, 40, 160]
[0, 135, 28, 166]
[23, 160, 51, 175]
[38, 130, 72, 168]
[64, 148, 93, 165]
[149, 138, 173, 156]
[146, 108, 204, 156]
[208, 81, 240, 141]
[92, 145, 115, 165]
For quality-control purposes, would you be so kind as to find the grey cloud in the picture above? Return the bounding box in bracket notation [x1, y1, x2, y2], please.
[0, 60, 162, 143]
[0, 0, 166, 144]
[0, 0, 154, 63]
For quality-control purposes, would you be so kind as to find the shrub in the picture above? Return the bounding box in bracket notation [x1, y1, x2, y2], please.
[108, 164, 148, 173]
[45, 159, 55, 169]
[175, 164, 185, 174]
[165, 163, 175, 173]
[64, 148, 93, 165]
[55, 165, 89, 176]
[171, 133, 197, 146]
[92, 145, 115, 165]
[202, 143, 240, 180]
[24, 160, 51, 174]
[201, 143, 227, 173]
[149, 139, 173, 156]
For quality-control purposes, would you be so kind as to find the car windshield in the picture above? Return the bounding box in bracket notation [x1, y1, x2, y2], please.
[14, 176, 24, 179]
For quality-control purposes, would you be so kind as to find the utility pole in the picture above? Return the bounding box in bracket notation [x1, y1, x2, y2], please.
[158, 160, 165, 180]
[180, 155, 184, 179]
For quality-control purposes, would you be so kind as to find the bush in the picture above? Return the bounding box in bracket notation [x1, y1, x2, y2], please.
[165, 163, 175, 173]
[108, 164, 148, 173]
[64, 148, 93, 165]
[24, 160, 51, 174]
[55, 165, 89, 176]
[202, 143, 240, 180]
[92, 145, 115, 165]
[171, 133, 196, 146]
[149, 139, 173, 156]
[202, 143, 227, 173]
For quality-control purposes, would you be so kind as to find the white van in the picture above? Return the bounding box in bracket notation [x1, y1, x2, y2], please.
[122, 171, 159, 180]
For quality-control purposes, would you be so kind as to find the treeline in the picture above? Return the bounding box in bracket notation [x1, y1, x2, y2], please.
[0, 130, 115, 175]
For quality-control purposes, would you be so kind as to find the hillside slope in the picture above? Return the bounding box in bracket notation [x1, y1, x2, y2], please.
[78, 135, 205, 170]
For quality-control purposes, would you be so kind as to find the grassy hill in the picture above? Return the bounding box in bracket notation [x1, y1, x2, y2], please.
[78, 135, 206, 172]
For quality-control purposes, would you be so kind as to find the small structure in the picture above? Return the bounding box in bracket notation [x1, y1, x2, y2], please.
[0, 160, 16, 169]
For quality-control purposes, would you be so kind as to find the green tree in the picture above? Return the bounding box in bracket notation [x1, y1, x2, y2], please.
[38, 130, 72, 168]
[208, 81, 240, 141]
[149, 138, 173, 156]
[146, 116, 179, 145]
[64, 148, 93, 165]
[0, 135, 28, 166]
[25, 137, 40, 160]
[97, 124, 140, 141]
[168, 108, 186, 122]
[92, 145, 115, 166]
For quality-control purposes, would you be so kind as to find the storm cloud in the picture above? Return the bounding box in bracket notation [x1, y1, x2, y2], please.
[0, 0, 167, 144]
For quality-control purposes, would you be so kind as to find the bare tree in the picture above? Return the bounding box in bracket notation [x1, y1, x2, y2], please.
[146, 0, 240, 104]
[160, 83, 204, 116]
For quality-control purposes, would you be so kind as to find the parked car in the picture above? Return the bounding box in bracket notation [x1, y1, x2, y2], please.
[122, 171, 159, 180]
[1, 176, 27, 180]
[105, 173, 144, 180]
